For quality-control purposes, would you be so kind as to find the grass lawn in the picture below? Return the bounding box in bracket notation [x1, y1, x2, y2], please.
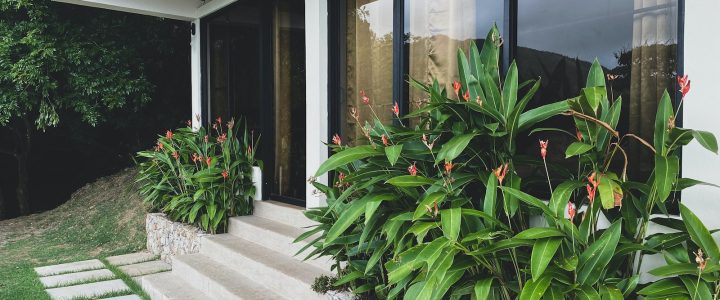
[0, 168, 149, 299]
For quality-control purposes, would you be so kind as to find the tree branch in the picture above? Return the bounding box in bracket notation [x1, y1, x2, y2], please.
[561, 110, 619, 138]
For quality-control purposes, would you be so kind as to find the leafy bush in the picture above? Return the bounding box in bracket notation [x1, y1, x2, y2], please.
[136, 117, 260, 233]
[299, 25, 719, 299]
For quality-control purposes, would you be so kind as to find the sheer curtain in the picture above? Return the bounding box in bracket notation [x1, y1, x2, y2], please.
[344, 0, 394, 145]
[629, 0, 677, 173]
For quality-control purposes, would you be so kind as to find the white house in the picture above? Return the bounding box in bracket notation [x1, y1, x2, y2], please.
[51, 0, 720, 298]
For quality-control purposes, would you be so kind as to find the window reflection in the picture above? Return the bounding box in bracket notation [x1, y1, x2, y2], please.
[406, 0, 504, 110]
[517, 0, 678, 176]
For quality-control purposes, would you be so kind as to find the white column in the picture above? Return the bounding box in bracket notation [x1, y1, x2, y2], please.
[305, 0, 329, 208]
[190, 18, 202, 131]
[682, 1, 720, 229]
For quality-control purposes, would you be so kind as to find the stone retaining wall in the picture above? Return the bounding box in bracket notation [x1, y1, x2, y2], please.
[146, 213, 206, 264]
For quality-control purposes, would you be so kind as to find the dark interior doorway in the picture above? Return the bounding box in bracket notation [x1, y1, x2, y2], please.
[204, 0, 306, 205]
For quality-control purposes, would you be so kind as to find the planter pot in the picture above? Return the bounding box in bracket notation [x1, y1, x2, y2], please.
[252, 166, 262, 200]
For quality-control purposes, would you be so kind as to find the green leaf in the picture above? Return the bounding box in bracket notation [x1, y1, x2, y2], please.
[597, 175, 615, 209]
[648, 263, 699, 277]
[437, 134, 476, 163]
[531, 237, 562, 280]
[549, 181, 582, 219]
[577, 221, 622, 285]
[385, 144, 403, 166]
[518, 275, 551, 300]
[556, 255, 578, 271]
[518, 100, 570, 132]
[673, 178, 720, 191]
[655, 155, 680, 202]
[500, 187, 553, 217]
[586, 59, 606, 88]
[565, 142, 594, 158]
[638, 278, 685, 297]
[416, 237, 450, 270]
[314, 145, 381, 176]
[405, 279, 435, 300]
[654, 90, 673, 155]
[501, 61, 519, 118]
[334, 271, 363, 286]
[680, 203, 720, 263]
[596, 97, 621, 151]
[483, 172, 497, 227]
[323, 197, 367, 246]
[577, 285, 600, 300]
[680, 275, 713, 300]
[386, 175, 435, 187]
[441, 208, 461, 241]
[515, 228, 565, 240]
[413, 192, 446, 220]
[473, 278, 494, 300]
[692, 130, 718, 154]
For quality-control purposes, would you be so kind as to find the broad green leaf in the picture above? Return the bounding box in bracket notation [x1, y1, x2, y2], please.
[577, 221, 622, 285]
[680, 275, 712, 300]
[314, 145, 381, 176]
[576, 285, 600, 300]
[416, 237, 450, 270]
[597, 97, 621, 151]
[441, 208, 462, 241]
[334, 271, 363, 286]
[692, 130, 718, 154]
[483, 172, 497, 227]
[323, 197, 367, 246]
[565, 142, 594, 158]
[471, 238, 533, 255]
[508, 76, 541, 152]
[385, 144, 403, 166]
[655, 155, 679, 202]
[638, 278, 685, 297]
[515, 228, 565, 240]
[437, 134, 476, 163]
[386, 175, 435, 187]
[556, 255, 578, 271]
[502, 61, 519, 118]
[680, 203, 720, 264]
[549, 181, 583, 219]
[597, 175, 615, 209]
[461, 208, 509, 230]
[600, 286, 623, 300]
[648, 263, 698, 277]
[654, 90, 673, 155]
[500, 187, 553, 217]
[531, 237, 562, 280]
[473, 278, 494, 300]
[586, 59, 606, 88]
[518, 99, 570, 132]
[405, 279, 435, 300]
[413, 192, 447, 220]
[673, 178, 720, 191]
[518, 275, 551, 300]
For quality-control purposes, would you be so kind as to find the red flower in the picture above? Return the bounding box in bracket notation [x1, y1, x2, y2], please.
[392, 102, 400, 117]
[246, 145, 252, 156]
[576, 129, 583, 141]
[332, 133, 342, 146]
[494, 163, 509, 185]
[567, 202, 576, 221]
[172, 151, 179, 160]
[463, 90, 470, 101]
[216, 116, 222, 125]
[165, 130, 173, 140]
[539, 140, 549, 160]
[381, 134, 389, 146]
[452, 80, 461, 97]
[444, 161, 454, 174]
[360, 90, 370, 105]
[408, 162, 418, 176]
[222, 169, 229, 179]
[217, 133, 227, 144]
[338, 172, 346, 182]
[192, 153, 201, 162]
[206, 156, 212, 167]
[677, 75, 691, 98]
[204, 135, 209, 143]
[156, 142, 164, 151]
[588, 172, 599, 188]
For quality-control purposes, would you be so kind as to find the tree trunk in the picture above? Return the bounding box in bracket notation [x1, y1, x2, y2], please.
[16, 151, 29, 215]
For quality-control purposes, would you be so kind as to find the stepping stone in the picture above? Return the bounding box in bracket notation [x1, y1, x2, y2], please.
[100, 295, 143, 300]
[45, 279, 130, 300]
[39, 269, 114, 288]
[118, 260, 171, 277]
[106, 252, 157, 266]
[35, 259, 105, 276]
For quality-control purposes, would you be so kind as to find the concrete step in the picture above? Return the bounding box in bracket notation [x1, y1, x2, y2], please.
[201, 234, 330, 300]
[118, 260, 171, 277]
[172, 253, 286, 300]
[141, 272, 207, 300]
[39, 268, 115, 288]
[45, 279, 130, 300]
[100, 295, 143, 300]
[107, 252, 158, 266]
[252, 200, 318, 228]
[227, 216, 334, 271]
[35, 259, 105, 276]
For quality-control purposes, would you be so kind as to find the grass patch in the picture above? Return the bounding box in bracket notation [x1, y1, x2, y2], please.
[100, 258, 150, 300]
[0, 168, 148, 300]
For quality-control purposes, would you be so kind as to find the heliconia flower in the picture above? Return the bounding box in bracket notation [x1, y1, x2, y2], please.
[421, 134, 434, 150]
[678, 75, 691, 98]
[247, 145, 252, 156]
[206, 156, 212, 167]
[586, 184, 596, 205]
[222, 169, 229, 179]
[408, 162, 418, 176]
[452, 80, 461, 97]
[192, 153, 201, 162]
[360, 90, 370, 105]
[567, 202, 576, 221]
[156, 142, 164, 151]
[606, 73, 619, 81]
[172, 151, 179, 160]
[444, 161, 454, 174]
[338, 172, 346, 182]
[576, 129, 583, 141]
[227, 119, 235, 129]
[476, 96, 483, 106]
[204, 135, 209, 143]
[463, 90, 470, 101]
[166, 130, 173, 140]
[212, 123, 218, 130]
[332, 133, 342, 146]
[186, 120, 192, 127]
[217, 133, 227, 144]
[539, 140, 549, 160]
[588, 172, 599, 188]
[350, 107, 360, 122]
[494, 163, 509, 185]
[695, 249, 708, 271]
[381, 134, 389, 146]
[392, 102, 400, 117]
[216, 116, 222, 125]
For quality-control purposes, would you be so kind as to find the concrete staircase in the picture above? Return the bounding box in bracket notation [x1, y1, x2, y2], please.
[141, 201, 333, 300]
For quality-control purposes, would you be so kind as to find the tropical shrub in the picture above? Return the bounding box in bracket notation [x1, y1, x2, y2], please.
[299, 25, 719, 299]
[136, 117, 260, 233]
